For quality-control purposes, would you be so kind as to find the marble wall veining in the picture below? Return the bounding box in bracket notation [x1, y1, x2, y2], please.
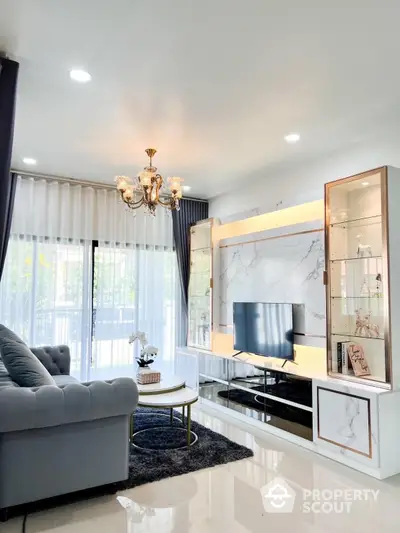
[219, 229, 326, 338]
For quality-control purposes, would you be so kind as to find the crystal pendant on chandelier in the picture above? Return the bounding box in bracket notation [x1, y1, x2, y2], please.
[115, 148, 183, 215]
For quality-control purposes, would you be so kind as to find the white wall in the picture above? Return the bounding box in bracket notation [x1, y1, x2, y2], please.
[209, 137, 400, 220]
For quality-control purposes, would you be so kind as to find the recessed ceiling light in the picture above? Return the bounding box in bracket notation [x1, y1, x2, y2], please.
[69, 69, 91, 83]
[22, 157, 37, 165]
[284, 133, 300, 144]
[362, 182, 369, 186]
[182, 185, 191, 192]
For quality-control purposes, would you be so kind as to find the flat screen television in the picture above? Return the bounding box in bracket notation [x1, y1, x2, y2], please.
[233, 302, 294, 360]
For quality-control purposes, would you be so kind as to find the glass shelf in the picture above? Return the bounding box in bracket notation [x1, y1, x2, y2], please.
[330, 255, 382, 263]
[190, 246, 212, 253]
[332, 332, 384, 341]
[330, 214, 381, 227]
[330, 372, 386, 384]
[331, 296, 383, 299]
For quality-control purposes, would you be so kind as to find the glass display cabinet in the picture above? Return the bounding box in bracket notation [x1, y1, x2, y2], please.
[325, 166, 400, 388]
[188, 219, 214, 350]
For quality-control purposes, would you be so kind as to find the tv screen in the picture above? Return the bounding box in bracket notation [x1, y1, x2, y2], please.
[233, 302, 294, 360]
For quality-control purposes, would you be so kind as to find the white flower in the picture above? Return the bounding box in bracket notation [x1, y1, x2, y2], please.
[143, 345, 158, 355]
[129, 331, 147, 345]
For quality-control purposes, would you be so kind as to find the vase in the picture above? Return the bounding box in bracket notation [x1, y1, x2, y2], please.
[136, 366, 161, 384]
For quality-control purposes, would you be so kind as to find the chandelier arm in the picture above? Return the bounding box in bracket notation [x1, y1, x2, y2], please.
[157, 197, 174, 208]
[154, 174, 163, 198]
[127, 198, 145, 210]
[119, 191, 145, 207]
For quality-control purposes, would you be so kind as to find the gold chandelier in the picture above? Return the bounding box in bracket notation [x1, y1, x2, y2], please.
[115, 148, 183, 215]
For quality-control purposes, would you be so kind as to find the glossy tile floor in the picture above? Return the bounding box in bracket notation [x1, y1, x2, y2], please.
[4, 406, 400, 533]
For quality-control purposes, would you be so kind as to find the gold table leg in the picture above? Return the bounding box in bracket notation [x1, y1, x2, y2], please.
[130, 413, 134, 441]
[187, 404, 191, 447]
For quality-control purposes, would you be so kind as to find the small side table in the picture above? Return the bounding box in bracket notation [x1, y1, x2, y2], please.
[136, 374, 186, 396]
[133, 377, 199, 449]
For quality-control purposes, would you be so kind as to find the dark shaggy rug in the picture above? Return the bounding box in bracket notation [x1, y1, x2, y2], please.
[120, 407, 254, 489]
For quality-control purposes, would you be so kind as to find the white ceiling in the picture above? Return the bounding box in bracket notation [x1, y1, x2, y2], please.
[2, 0, 400, 198]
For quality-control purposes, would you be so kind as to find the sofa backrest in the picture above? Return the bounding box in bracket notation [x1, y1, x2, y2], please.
[30, 346, 71, 376]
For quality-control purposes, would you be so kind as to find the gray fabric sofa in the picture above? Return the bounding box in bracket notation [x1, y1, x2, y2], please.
[0, 345, 138, 518]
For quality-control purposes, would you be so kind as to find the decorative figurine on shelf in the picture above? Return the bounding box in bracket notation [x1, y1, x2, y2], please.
[354, 309, 380, 338]
[354, 309, 367, 336]
[200, 311, 210, 345]
[357, 243, 373, 258]
[375, 273, 382, 298]
[359, 278, 370, 297]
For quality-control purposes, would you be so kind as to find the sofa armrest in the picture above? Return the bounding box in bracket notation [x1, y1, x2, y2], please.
[30, 345, 71, 376]
[0, 378, 138, 433]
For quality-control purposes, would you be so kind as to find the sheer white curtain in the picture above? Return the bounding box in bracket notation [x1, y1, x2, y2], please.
[0, 178, 94, 378]
[0, 235, 92, 378]
[91, 189, 179, 379]
[0, 177, 180, 381]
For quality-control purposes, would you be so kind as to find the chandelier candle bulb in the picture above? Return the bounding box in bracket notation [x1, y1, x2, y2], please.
[115, 148, 183, 215]
[168, 176, 183, 192]
[123, 189, 134, 202]
[138, 171, 152, 187]
[115, 176, 129, 191]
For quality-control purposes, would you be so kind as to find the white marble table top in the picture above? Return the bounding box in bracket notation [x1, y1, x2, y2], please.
[136, 374, 185, 395]
[138, 386, 198, 408]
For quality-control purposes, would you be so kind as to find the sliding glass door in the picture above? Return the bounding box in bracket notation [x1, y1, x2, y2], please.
[91, 244, 136, 379]
[0, 236, 180, 381]
[91, 242, 179, 380]
[0, 236, 91, 378]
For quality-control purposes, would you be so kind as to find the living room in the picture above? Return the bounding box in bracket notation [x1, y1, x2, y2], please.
[2, 2, 400, 532]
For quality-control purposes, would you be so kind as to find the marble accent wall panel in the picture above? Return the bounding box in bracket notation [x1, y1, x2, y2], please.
[219, 229, 325, 337]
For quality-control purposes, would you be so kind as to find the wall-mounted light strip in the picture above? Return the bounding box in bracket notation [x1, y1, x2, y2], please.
[213, 199, 324, 242]
[219, 227, 322, 248]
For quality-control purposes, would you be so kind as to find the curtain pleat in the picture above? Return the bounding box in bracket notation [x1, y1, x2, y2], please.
[0, 58, 19, 280]
[11, 178, 173, 247]
[172, 199, 209, 345]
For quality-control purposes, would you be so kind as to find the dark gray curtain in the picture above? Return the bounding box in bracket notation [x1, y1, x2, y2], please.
[0, 57, 19, 280]
[172, 199, 209, 344]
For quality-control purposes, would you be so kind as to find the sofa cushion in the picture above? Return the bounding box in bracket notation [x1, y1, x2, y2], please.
[0, 359, 19, 388]
[30, 345, 70, 376]
[53, 375, 79, 386]
[0, 324, 56, 387]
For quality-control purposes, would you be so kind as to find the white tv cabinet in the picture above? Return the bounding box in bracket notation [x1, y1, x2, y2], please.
[176, 346, 400, 479]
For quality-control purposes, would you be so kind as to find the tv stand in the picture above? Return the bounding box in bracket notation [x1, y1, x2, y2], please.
[232, 353, 298, 367]
[281, 359, 298, 368]
[232, 351, 249, 358]
[191, 349, 313, 441]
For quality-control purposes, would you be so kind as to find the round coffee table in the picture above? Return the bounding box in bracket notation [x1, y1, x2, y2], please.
[133, 377, 198, 449]
[136, 374, 186, 395]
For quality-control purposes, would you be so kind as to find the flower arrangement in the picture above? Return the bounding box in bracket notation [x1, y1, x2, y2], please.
[129, 331, 158, 367]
